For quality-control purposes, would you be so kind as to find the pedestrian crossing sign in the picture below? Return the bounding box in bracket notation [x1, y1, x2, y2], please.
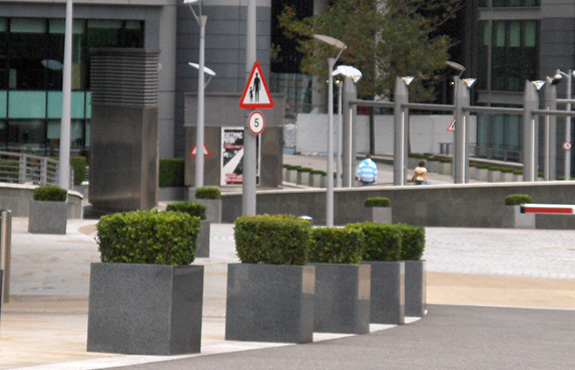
[239, 61, 274, 109]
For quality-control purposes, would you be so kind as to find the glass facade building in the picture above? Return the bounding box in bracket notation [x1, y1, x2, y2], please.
[0, 17, 143, 156]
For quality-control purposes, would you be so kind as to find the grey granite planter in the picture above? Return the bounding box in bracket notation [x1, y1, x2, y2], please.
[195, 198, 221, 223]
[87, 263, 204, 355]
[404, 260, 426, 317]
[225, 263, 315, 343]
[311, 173, 324, 188]
[502, 205, 536, 229]
[28, 200, 67, 235]
[369, 207, 392, 224]
[488, 170, 502, 182]
[364, 261, 405, 325]
[311, 263, 371, 334]
[196, 220, 210, 258]
[475, 168, 489, 181]
[286, 169, 298, 183]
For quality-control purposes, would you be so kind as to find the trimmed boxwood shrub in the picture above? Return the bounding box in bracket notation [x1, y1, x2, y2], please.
[195, 187, 221, 200]
[364, 197, 391, 208]
[234, 214, 310, 265]
[96, 210, 200, 265]
[166, 201, 207, 220]
[308, 227, 364, 264]
[311, 169, 327, 175]
[346, 222, 402, 262]
[396, 224, 425, 261]
[297, 167, 313, 173]
[33, 185, 67, 202]
[70, 156, 87, 186]
[159, 158, 185, 187]
[505, 194, 532, 206]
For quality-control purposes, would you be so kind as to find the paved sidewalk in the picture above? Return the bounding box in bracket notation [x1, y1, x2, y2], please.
[1, 216, 574, 369]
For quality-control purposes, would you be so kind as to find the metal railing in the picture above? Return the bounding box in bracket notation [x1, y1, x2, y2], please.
[0, 151, 59, 186]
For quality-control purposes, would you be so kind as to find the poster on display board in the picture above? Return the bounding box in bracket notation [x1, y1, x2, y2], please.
[221, 127, 260, 185]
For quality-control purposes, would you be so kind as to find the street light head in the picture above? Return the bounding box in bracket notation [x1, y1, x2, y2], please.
[333, 65, 362, 83]
[401, 76, 414, 86]
[313, 34, 347, 50]
[183, 0, 200, 3]
[547, 74, 562, 86]
[531, 80, 546, 91]
[462, 78, 476, 88]
[188, 62, 216, 76]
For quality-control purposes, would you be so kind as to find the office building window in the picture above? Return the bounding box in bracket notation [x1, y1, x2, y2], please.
[491, 20, 539, 91]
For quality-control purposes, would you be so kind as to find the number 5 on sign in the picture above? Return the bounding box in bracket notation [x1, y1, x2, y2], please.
[248, 111, 265, 135]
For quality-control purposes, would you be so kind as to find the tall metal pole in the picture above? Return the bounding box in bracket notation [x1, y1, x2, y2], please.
[336, 80, 343, 188]
[565, 70, 572, 180]
[195, 14, 207, 188]
[342, 76, 357, 188]
[326, 57, 336, 226]
[544, 83, 557, 181]
[523, 81, 539, 182]
[242, 0, 257, 215]
[393, 77, 408, 186]
[454, 77, 470, 184]
[59, 0, 73, 190]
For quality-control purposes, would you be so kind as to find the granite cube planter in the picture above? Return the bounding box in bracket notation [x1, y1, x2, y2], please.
[196, 220, 210, 258]
[286, 169, 298, 183]
[364, 261, 405, 325]
[87, 263, 204, 355]
[369, 207, 392, 224]
[194, 198, 221, 223]
[502, 205, 535, 229]
[404, 260, 426, 317]
[488, 170, 502, 182]
[311, 173, 324, 188]
[311, 263, 371, 334]
[475, 168, 489, 181]
[225, 263, 315, 344]
[28, 200, 67, 235]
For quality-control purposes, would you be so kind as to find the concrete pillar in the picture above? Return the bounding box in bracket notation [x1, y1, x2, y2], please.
[523, 81, 540, 182]
[342, 76, 357, 188]
[393, 77, 409, 186]
[454, 77, 470, 184]
[544, 83, 557, 180]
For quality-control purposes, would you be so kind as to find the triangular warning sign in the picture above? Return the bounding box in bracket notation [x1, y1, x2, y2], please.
[239, 61, 274, 109]
[190, 143, 211, 157]
[446, 117, 456, 132]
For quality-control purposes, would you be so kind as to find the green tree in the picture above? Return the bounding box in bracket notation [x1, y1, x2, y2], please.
[279, 0, 462, 102]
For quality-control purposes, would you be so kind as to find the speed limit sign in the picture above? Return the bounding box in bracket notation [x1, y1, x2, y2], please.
[248, 111, 265, 135]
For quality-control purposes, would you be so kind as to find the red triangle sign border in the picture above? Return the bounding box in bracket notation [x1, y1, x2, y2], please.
[239, 61, 274, 109]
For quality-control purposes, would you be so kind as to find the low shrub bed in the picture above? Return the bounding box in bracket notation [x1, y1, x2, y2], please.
[96, 210, 200, 265]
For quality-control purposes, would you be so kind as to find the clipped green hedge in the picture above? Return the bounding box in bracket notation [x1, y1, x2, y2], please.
[195, 187, 221, 200]
[234, 214, 310, 265]
[166, 201, 207, 220]
[308, 227, 364, 264]
[159, 158, 185, 187]
[347, 222, 402, 262]
[396, 224, 425, 261]
[70, 156, 87, 186]
[33, 185, 67, 201]
[505, 194, 532, 206]
[364, 197, 391, 208]
[96, 210, 200, 265]
[311, 169, 327, 175]
[297, 167, 313, 173]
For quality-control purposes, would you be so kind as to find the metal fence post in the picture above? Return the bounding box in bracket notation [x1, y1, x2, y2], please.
[0, 209, 12, 303]
[523, 81, 539, 182]
[394, 77, 409, 186]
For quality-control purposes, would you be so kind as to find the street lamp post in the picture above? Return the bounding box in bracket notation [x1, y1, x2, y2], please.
[333, 66, 362, 189]
[557, 69, 575, 180]
[184, 0, 207, 188]
[59, 0, 73, 190]
[314, 34, 346, 227]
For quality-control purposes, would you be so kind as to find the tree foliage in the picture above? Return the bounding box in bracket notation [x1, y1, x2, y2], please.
[279, 0, 462, 102]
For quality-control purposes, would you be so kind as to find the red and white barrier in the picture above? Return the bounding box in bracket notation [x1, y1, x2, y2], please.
[520, 203, 575, 215]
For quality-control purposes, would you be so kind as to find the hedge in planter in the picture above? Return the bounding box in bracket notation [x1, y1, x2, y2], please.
[193, 187, 222, 223]
[396, 224, 427, 317]
[365, 197, 392, 224]
[166, 202, 210, 258]
[308, 228, 370, 334]
[347, 222, 405, 324]
[28, 185, 68, 234]
[503, 194, 535, 229]
[226, 214, 315, 343]
[88, 210, 204, 355]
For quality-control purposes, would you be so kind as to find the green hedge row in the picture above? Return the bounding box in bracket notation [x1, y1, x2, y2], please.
[233, 215, 425, 266]
[33, 185, 67, 201]
[96, 210, 200, 265]
[505, 194, 532, 206]
[159, 158, 185, 187]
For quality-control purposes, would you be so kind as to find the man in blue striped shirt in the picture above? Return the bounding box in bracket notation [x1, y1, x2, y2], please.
[356, 154, 378, 186]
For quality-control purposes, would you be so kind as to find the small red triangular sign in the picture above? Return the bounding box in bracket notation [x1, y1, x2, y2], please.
[447, 117, 456, 132]
[190, 143, 211, 157]
[239, 61, 274, 109]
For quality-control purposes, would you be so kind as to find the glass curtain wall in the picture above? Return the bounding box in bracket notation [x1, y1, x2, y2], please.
[0, 17, 143, 156]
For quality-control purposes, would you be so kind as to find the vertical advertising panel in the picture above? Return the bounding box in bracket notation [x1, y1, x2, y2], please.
[221, 128, 260, 185]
